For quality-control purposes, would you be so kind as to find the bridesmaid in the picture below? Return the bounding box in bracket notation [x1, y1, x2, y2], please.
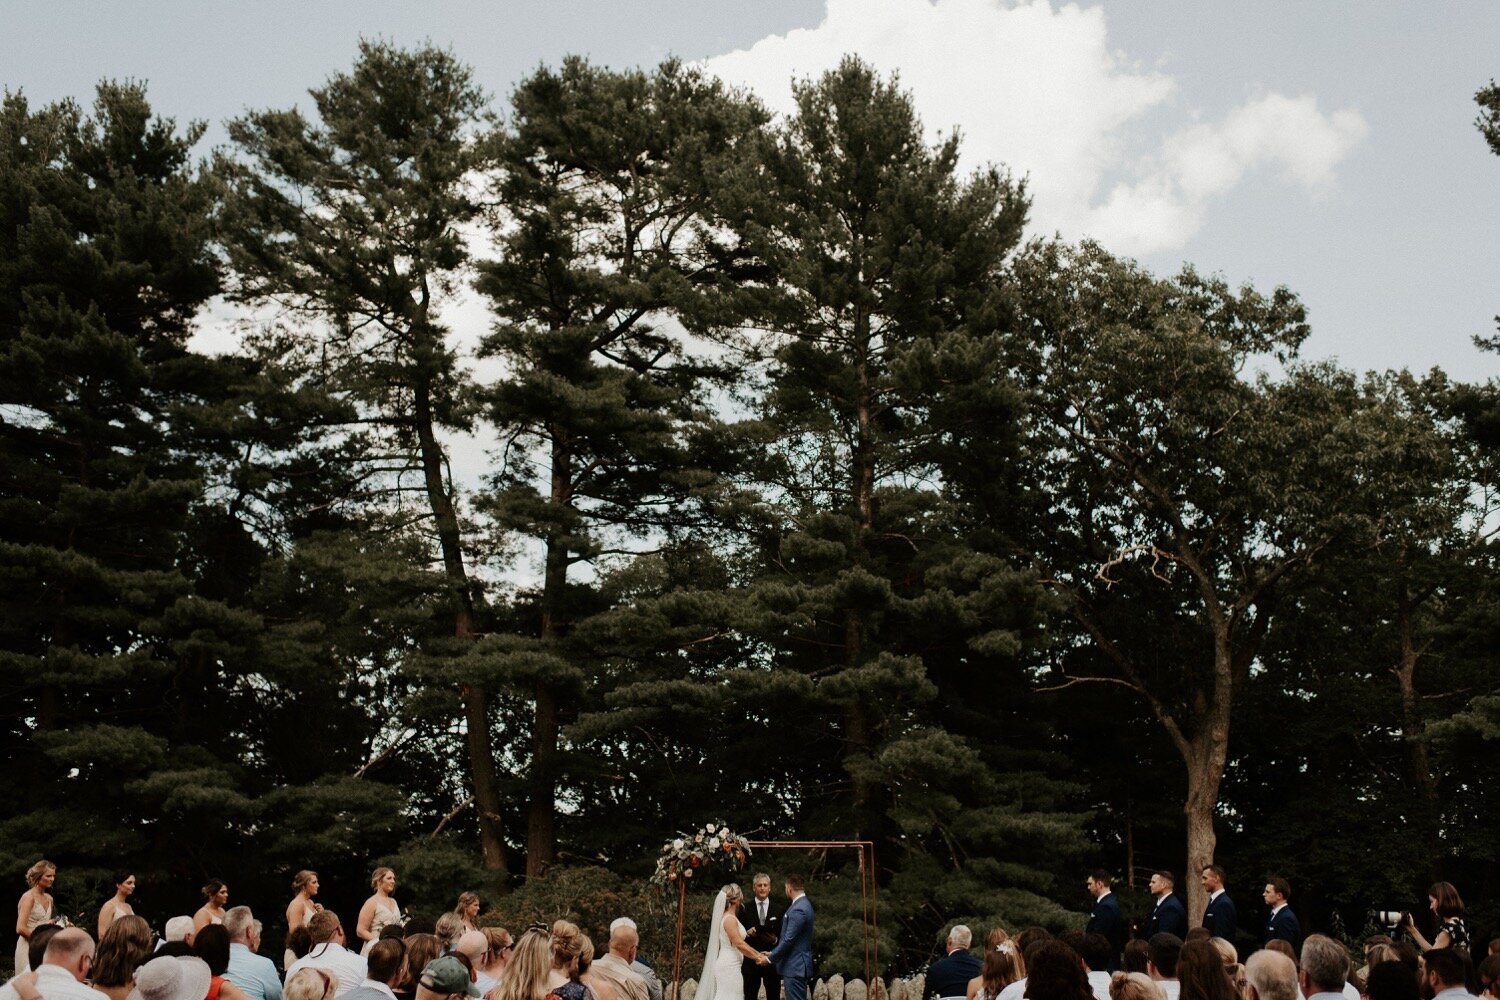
[96, 871, 137, 939]
[284, 870, 322, 970]
[194, 879, 229, 932]
[456, 892, 481, 933]
[356, 868, 401, 956]
[13, 860, 55, 974]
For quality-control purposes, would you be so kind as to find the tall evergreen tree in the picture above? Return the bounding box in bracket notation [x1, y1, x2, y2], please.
[218, 41, 511, 871]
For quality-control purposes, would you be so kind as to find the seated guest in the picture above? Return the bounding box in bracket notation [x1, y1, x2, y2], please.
[435, 917, 465, 957]
[931, 926, 983, 999]
[127, 956, 215, 1000]
[454, 934, 494, 997]
[396, 936, 444, 1000]
[1298, 937, 1351, 1000]
[288, 913, 369, 997]
[344, 939, 407, 1000]
[7, 928, 99, 1000]
[1146, 935, 1182, 1000]
[287, 969, 341, 1000]
[491, 928, 549, 1000]
[1123, 943, 1151, 978]
[1108, 974, 1164, 1000]
[1244, 951, 1297, 1000]
[1418, 950, 1469, 1000]
[163, 918, 196, 950]
[590, 925, 646, 1000]
[1478, 953, 1500, 1000]
[1175, 940, 1235, 1000]
[418, 956, 481, 1000]
[193, 925, 254, 1000]
[607, 920, 660, 1000]
[968, 939, 1023, 1000]
[1363, 963, 1418, 1000]
[225, 907, 283, 1000]
[91, 916, 154, 1000]
[1024, 940, 1094, 1000]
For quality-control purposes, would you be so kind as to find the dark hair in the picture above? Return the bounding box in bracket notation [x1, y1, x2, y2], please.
[1184, 928, 1212, 944]
[983, 946, 1025, 996]
[1264, 940, 1296, 963]
[785, 874, 805, 892]
[27, 924, 62, 971]
[194, 925, 232, 976]
[1265, 876, 1291, 901]
[1177, 939, 1238, 1000]
[308, 910, 342, 944]
[1148, 934, 1183, 978]
[112, 871, 135, 888]
[286, 926, 313, 960]
[1201, 865, 1226, 883]
[1365, 961, 1420, 1000]
[202, 879, 226, 901]
[157, 941, 194, 958]
[369, 938, 406, 984]
[1090, 870, 1113, 888]
[1429, 883, 1465, 919]
[1425, 949, 1467, 990]
[1079, 934, 1112, 973]
[380, 923, 406, 942]
[405, 916, 436, 936]
[1123, 940, 1150, 975]
[92, 915, 154, 987]
[1024, 940, 1092, 1000]
[1016, 927, 1054, 958]
[1154, 871, 1176, 887]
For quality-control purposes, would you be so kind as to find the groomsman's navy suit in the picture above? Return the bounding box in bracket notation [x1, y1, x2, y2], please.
[1264, 906, 1302, 954]
[1202, 891, 1237, 941]
[1143, 894, 1188, 939]
[767, 893, 814, 1000]
[1086, 892, 1127, 971]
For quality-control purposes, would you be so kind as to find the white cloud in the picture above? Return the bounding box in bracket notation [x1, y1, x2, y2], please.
[702, 0, 1366, 256]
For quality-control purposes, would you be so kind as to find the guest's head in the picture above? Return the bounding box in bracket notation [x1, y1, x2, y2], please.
[308, 911, 343, 946]
[1265, 941, 1296, 964]
[986, 928, 1012, 950]
[129, 955, 213, 1000]
[575, 933, 595, 981]
[285, 968, 339, 1000]
[950, 925, 974, 952]
[494, 925, 551, 1000]
[164, 917, 195, 945]
[1476, 953, 1500, 999]
[1422, 949, 1467, 996]
[1079, 934, 1112, 974]
[223, 906, 255, 945]
[609, 923, 638, 962]
[1110, 972, 1166, 1000]
[1364, 944, 1400, 970]
[1024, 939, 1093, 1000]
[369, 938, 407, 987]
[1124, 941, 1151, 976]
[286, 926, 313, 961]
[381, 924, 407, 942]
[1148, 934, 1183, 981]
[1245, 950, 1298, 1000]
[1365, 962, 1420, 1000]
[1185, 929, 1213, 945]
[92, 916, 153, 988]
[27, 923, 62, 971]
[436, 912, 466, 950]
[401, 934, 444, 994]
[1017, 927, 1054, 958]
[407, 916, 437, 936]
[419, 954, 480, 1000]
[193, 925, 232, 976]
[550, 920, 584, 972]
[1177, 939, 1238, 1000]
[1299, 936, 1350, 997]
[1210, 939, 1237, 968]
[44, 927, 96, 983]
[983, 941, 1025, 995]
[483, 927, 514, 972]
[456, 931, 488, 968]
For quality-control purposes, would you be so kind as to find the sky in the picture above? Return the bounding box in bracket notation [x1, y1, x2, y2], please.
[5, 0, 1499, 379]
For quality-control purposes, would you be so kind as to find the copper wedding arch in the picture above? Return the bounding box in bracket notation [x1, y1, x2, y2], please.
[669, 840, 879, 1000]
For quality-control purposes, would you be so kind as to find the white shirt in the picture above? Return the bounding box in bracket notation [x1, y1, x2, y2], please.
[20, 965, 101, 1000]
[288, 942, 369, 997]
[1207, 889, 1223, 902]
[1087, 970, 1111, 1000]
[997, 978, 1025, 1000]
[1156, 981, 1180, 1000]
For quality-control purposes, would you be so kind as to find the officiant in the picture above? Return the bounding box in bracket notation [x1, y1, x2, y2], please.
[740, 873, 784, 1000]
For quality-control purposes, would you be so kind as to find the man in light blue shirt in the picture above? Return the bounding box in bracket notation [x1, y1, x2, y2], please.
[1420, 948, 1472, 1000]
[224, 906, 283, 1000]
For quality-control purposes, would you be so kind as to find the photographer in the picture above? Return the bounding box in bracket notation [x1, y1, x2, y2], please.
[1402, 883, 1470, 954]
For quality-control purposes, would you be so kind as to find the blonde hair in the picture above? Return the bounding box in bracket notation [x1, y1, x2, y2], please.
[1110, 972, 1166, 1000]
[292, 871, 318, 893]
[25, 860, 55, 888]
[724, 884, 744, 908]
[286, 968, 339, 1000]
[1211, 938, 1238, 966]
[494, 926, 552, 1000]
[371, 867, 395, 890]
[457, 891, 480, 912]
[551, 920, 585, 970]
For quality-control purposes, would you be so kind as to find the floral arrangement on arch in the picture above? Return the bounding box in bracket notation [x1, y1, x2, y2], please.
[651, 822, 752, 885]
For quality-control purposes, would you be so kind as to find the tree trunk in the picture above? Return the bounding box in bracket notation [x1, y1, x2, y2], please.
[1394, 599, 1442, 881]
[414, 376, 508, 875]
[843, 325, 879, 826]
[1181, 636, 1233, 921]
[527, 433, 571, 877]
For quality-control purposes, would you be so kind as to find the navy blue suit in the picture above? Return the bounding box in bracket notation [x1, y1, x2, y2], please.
[1264, 906, 1302, 954]
[1202, 892, 1237, 941]
[927, 950, 982, 999]
[1086, 892, 1126, 970]
[767, 895, 814, 1000]
[1143, 894, 1188, 939]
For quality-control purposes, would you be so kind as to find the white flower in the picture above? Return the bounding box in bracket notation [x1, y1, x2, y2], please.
[673, 839, 685, 851]
[706, 823, 717, 833]
[708, 837, 721, 849]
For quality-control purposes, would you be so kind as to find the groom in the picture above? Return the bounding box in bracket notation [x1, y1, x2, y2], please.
[762, 875, 813, 1000]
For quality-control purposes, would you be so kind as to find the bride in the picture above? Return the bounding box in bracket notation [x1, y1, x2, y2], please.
[694, 884, 769, 1000]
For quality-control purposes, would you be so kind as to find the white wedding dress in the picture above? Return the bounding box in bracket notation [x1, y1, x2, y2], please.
[694, 892, 747, 1000]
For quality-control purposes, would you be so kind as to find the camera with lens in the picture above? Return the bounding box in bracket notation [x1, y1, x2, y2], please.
[1372, 910, 1409, 930]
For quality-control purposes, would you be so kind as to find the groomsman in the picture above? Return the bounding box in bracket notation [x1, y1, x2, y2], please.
[1142, 872, 1187, 939]
[1200, 865, 1237, 941]
[1085, 872, 1125, 971]
[1262, 877, 1302, 955]
[741, 874, 784, 1000]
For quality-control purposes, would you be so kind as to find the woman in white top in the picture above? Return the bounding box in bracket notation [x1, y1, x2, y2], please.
[357, 868, 402, 956]
[194, 880, 229, 932]
[96, 871, 137, 939]
[13, 859, 55, 974]
[694, 884, 768, 1000]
